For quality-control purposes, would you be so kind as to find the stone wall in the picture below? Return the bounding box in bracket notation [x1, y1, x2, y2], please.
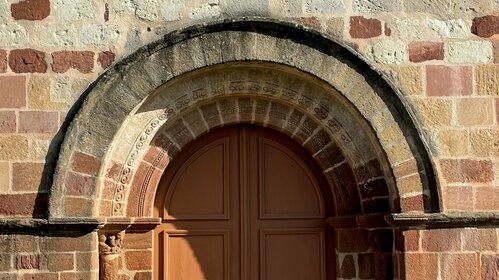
[0, 0, 498, 279]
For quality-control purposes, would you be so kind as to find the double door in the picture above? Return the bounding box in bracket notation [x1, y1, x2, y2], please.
[154, 125, 333, 279]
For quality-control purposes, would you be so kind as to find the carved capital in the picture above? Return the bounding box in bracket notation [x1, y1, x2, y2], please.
[98, 231, 125, 255]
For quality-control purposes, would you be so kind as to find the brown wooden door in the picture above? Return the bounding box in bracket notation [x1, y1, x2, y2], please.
[154, 125, 334, 280]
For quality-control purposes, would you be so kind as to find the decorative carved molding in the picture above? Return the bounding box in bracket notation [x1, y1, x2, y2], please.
[385, 212, 499, 229]
[98, 231, 125, 255]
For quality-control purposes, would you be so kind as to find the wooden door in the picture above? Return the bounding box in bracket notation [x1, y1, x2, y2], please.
[154, 125, 334, 280]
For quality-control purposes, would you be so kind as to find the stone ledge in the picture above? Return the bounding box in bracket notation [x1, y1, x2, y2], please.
[385, 212, 499, 229]
[0, 217, 161, 234]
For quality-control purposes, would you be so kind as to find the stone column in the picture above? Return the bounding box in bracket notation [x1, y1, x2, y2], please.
[98, 231, 125, 280]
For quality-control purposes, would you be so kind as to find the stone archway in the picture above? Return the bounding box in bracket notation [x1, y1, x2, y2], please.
[48, 19, 440, 279]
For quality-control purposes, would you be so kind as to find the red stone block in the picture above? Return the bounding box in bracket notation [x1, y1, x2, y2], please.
[481, 254, 499, 280]
[9, 49, 47, 73]
[462, 228, 497, 251]
[440, 159, 493, 183]
[405, 253, 438, 280]
[494, 41, 499, 63]
[11, 0, 50, 20]
[475, 187, 499, 211]
[0, 76, 26, 108]
[0, 193, 47, 216]
[65, 172, 96, 196]
[98, 51, 115, 69]
[71, 151, 100, 175]
[16, 254, 39, 269]
[426, 65, 472, 96]
[124, 250, 151, 270]
[472, 15, 499, 38]
[409, 42, 444, 62]
[0, 50, 6, 73]
[444, 186, 473, 211]
[400, 195, 426, 212]
[421, 228, 461, 252]
[0, 111, 16, 133]
[441, 253, 476, 279]
[349, 16, 382, 38]
[52, 51, 94, 73]
[18, 111, 58, 134]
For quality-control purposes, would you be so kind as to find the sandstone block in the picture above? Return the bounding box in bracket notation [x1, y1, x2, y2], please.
[481, 254, 499, 279]
[412, 98, 452, 127]
[409, 42, 444, 62]
[306, 0, 346, 14]
[224, 0, 270, 16]
[11, 0, 50, 20]
[472, 15, 499, 38]
[53, 0, 97, 21]
[52, 51, 94, 73]
[18, 111, 58, 133]
[434, 129, 469, 156]
[0, 254, 10, 271]
[160, 0, 186, 21]
[396, 19, 425, 39]
[0, 135, 29, 160]
[470, 129, 499, 156]
[352, 0, 402, 13]
[0, 76, 26, 108]
[350, 16, 382, 38]
[475, 65, 499, 96]
[462, 228, 497, 251]
[30, 23, 78, 47]
[189, 1, 221, 20]
[398, 66, 422, 95]
[46, 252, 74, 271]
[63, 196, 93, 217]
[0, 162, 8, 193]
[71, 151, 100, 175]
[16, 254, 40, 270]
[134, 0, 160, 21]
[80, 24, 120, 46]
[9, 49, 47, 73]
[428, 19, 468, 39]
[0, 111, 16, 133]
[0, 23, 28, 47]
[445, 41, 493, 63]
[426, 65, 472, 96]
[456, 98, 494, 126]
[368, 40, 407, 64]
[27, 76, 67, 110]
[65, 172, 96, 196]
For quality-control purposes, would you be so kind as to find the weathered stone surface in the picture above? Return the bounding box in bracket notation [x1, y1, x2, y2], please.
[18, 111, 59, 133]
[189, 1, 221, 20]
[29, 23, 78, 47]
[405, 253, 438, 280]
[326, 17, 344, 38]
[440, 159, 493, 183]
[0, 23, 28, 47]
[9, 49, 47, 73]
[306, 0, 345, 13]
[481, 255, 499, 279]
[462, 228, 497, 251]
[445, 41, 493, 63]
[396, 19, 424, 39]
[27, 76, 67, 110]
[124, 251, 151, 270]
[53, 0, 97, 21]
[12, 162, 47, 192]
[0, 111, 16, 133]
[426, 65, 472, 96]
[352, 0, 402, 12]
[472, 15, 499, 38]
[224, 0, 270, 16]
[0, 135, 29, 160]
[441, 253, 477, 279]
[52, 51, 94, 73]
[11, 0, 50, 20]
[428, 19, 468, 38]
[475, 65, 499, 96]
[368, 40, 407, 64]
[159, 0, 185, 21]
[0, 193, 47, 216]
[46, 252, 74, 271]
[16, 254, 40, 270]
[409, 42, 444, 62]
[0, 162, 8, 193]
[412, 98, 452, 127]
[100, 254, 120, 280]
[398, 66, 422, 95]
[80, 24, 120, 46]
[470, 129, 499, 157]
[456, 98, 494, 126]
[350, 16, 382, 38]
[98, 51, 115, 69]
[444, 186, 473, 211]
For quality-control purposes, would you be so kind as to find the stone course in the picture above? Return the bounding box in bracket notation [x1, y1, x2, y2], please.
[0, 0, 497, 279]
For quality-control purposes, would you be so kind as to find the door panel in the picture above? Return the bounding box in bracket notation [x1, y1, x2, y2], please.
[165, 139, 229, 220]
[155, 125, 333, 280]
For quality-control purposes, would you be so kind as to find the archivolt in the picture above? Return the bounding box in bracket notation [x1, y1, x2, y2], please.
[48, 19, 439, 219]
